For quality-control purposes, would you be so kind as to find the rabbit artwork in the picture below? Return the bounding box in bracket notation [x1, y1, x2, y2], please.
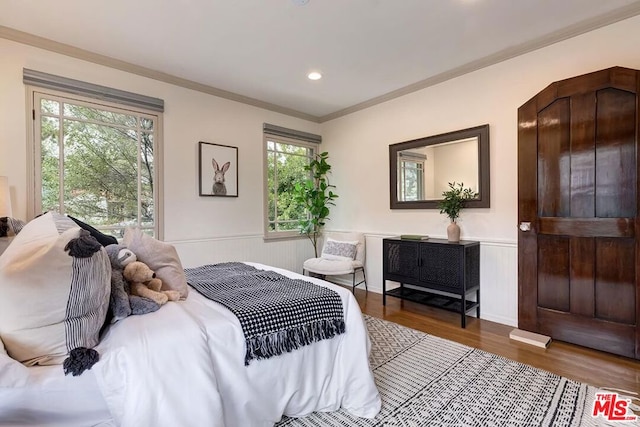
[211, 158, 230, 195]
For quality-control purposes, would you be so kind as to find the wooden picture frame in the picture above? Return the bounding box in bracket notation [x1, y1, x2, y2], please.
[199, 141, 238, 197]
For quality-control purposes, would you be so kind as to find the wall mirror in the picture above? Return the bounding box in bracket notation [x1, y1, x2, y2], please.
[390, 124, 490, 209]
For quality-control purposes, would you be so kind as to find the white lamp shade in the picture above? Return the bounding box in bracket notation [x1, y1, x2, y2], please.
[0, 176, 13, 218]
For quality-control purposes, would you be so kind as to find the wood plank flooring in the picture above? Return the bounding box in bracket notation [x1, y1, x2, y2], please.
[354, 289, 640, 394]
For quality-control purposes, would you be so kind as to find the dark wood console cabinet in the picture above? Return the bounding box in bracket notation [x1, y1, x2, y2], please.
[382, 237, 480, 327]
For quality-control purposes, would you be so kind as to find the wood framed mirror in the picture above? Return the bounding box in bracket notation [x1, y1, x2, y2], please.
[390, 124, 490, 209]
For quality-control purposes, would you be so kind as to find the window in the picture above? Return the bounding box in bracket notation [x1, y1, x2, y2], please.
[398, 159, 425, 201]
[264, 134, 317, 237]
[29, 89, 162, 238]
[398, 150, 426, 201]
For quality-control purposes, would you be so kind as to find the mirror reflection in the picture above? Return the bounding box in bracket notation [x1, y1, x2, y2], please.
[390, 124, 490, 209]
[398, 137, 478, 201]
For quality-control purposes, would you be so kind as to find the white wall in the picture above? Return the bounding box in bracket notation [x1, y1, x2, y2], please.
[321, 14, 640, 326]
[2, 14, 640, 328]
[0, 37, 320, 273]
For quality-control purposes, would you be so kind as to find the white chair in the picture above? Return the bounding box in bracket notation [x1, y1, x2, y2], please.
[303, 231, 367, 293]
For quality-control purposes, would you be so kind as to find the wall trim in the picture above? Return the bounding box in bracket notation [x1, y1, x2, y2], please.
[318, 3, 640, 122]
[481, 313, 518, 328]
[167, 230, 516, 249]
[334, 230, 517, 247]
[0, 25, 319, 123]
[3, 3, 640, 124]
[165, 233, 265, 244]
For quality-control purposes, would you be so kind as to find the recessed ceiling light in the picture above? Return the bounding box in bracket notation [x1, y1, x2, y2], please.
[307, 71, 322, 81]
[292, 0, 309, 5]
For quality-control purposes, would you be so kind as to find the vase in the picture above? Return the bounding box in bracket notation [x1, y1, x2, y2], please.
[447, 221, 460, 243]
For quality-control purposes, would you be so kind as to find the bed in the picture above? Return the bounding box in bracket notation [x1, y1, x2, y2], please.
[0, 214, 381, 427]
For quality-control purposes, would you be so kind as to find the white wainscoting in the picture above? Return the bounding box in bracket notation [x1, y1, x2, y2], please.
[477, 241, 518, 327]
[171, 233, 518, 327]
[172, 234, 316, 275]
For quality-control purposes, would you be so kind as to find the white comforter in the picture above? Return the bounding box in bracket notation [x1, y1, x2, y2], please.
[93, 262, 381, 427]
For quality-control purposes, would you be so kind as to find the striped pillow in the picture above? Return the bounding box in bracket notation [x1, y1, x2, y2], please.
[0, 212, 110, 365]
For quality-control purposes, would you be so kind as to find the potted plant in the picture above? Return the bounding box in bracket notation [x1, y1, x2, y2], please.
[438, 182, 478, 242]
[293, 152, 338, 257]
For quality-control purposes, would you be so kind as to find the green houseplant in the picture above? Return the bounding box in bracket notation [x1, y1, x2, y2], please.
[438, 182, 478, 242]
[293, 152, 338, 257]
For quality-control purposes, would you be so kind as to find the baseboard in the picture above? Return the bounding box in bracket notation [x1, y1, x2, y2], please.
[509, 328, 552, 348]
[481, 313, 517, 328]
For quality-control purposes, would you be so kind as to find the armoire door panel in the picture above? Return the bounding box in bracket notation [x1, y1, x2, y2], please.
[595, 238, 636, 324]
[537, 98, 570, 218]
[569, 93, 596, 218]
[537, 217, 634, 238]
[569, 237, 595, 317]
[595, 88, 636, 218]
[537, 235, 569, 312]
[537, 309, 636, 358]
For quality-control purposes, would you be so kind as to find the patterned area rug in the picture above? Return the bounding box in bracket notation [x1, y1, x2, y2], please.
[276, 315, 611, 427]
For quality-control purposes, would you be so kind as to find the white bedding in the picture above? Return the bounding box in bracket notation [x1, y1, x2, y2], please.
[0, 262, 380, 427]
[0, 340, 113, 426]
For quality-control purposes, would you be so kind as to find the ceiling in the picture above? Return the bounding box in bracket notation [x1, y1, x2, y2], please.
[2, 0, 640, 122]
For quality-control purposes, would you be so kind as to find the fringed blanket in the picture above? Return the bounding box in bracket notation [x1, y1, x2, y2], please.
[185, 263, 346, 365]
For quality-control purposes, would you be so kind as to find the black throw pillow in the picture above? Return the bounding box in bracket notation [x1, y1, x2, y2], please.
[67, 215, 118, 247]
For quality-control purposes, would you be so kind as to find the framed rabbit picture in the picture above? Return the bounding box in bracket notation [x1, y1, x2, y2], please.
[198, 141, 238, 197]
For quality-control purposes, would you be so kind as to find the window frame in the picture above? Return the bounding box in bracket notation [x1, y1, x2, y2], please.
[263, 132, 317, 240]
[398, 158, 425, 201]
[26, 86, 165, 239]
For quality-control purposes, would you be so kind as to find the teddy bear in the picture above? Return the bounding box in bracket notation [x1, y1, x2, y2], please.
[105, 244, 161, 322]
[123, 261, 181, 305]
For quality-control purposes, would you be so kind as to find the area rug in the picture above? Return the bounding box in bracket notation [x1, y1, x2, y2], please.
[276, 315, 623, 427]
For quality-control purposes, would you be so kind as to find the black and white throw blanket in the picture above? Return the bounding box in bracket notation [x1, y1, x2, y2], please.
[185, 263, 346, 365]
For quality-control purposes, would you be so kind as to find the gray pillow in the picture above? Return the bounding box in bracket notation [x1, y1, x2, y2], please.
[123, 227, 189, 299]
[321, 238, 358, 261]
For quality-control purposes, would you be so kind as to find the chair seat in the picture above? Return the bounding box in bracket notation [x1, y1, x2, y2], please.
[303, 257, 363, 276]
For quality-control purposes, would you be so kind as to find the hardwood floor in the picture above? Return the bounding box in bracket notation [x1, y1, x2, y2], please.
[353, 289, 640, 394]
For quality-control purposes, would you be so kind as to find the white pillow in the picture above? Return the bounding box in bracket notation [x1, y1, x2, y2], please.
[321, 238, 358, 261]
[0, 212, 111, 365]
[123, 227, 189, 299]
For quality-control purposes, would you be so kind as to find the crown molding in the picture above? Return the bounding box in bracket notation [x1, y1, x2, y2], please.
[0, 25, 320, 123]
[318, 2, 640, 123]
[3, 1, 640, 125]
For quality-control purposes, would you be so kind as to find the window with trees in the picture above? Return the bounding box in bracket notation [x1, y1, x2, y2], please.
[30, 90, 162, 238]
[398, 159, 425, 201]
[265, 134, 317, 238]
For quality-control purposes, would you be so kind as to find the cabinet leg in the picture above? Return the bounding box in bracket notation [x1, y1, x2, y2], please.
[383, 281, 386, 306]
[476, 288, 480, 319]
[461, 293, 466, 328]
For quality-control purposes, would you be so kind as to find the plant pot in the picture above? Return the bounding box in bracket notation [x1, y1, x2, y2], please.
[447, 221, 460, 243]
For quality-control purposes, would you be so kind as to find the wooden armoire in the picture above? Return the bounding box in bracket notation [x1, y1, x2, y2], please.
[518, 66, 640, 359]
